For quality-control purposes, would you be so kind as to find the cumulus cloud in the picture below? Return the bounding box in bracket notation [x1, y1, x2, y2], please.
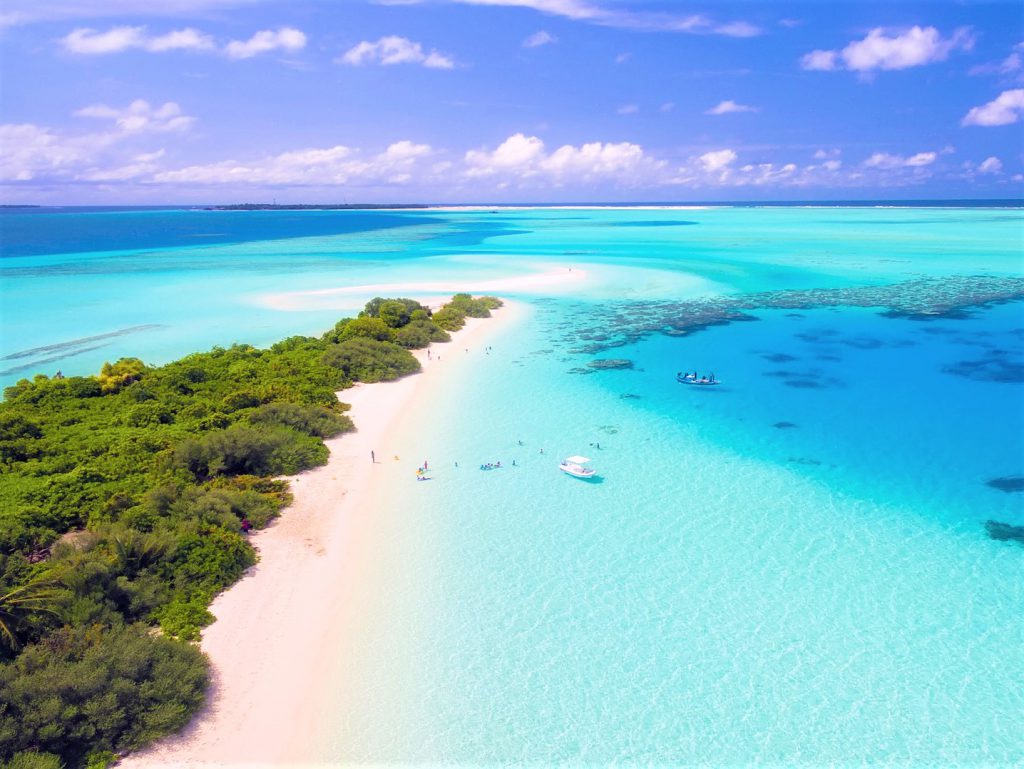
[800, 49, 838, 71]
[225, 27, 306, 59]
[705, 99, 758, 115]
[801, 26, 973, 72]
[523, 30, 557, 47]
[74, 100, 195, 133]
[339, 35, 454, 68]
[463, 132, 664, 186]
[698, 149, 737, 172]
[0, 97, 201, 183]
[62, 25, 215, 54]
[0, 123, 95, 181]
[962, 89, 1024, 126]
[660, 102, 675, 112]
[978, 156, 1003, 174]
[617, 104, 638, 115]
[82, 149, 168, 182]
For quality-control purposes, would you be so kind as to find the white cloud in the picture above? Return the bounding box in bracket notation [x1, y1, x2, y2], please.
[225, 27, 306, 59]
[863, 151, 937, 169]
[978, 156, 1003, 174]
[465, 133, 545, 176]
[699, 149, 737, 172]
[660, 102, 675, 112]
[0, 99, 194, 183]
[464, 132, 664, 185]
[801, 26, 973, 72]
[148, 28, 216, 52]
[523, 30, 557, 47]
[962, 89, 1024, 126]
[62, 25, 215, 54]
[969, 46, 1023, 77]
[617, 104, 638, 115]
[153, 140, 437, 186]
[0, 123, 96, 181]
[339, 36, 454, 69]
[705, 99, 758, 115]
[800, 49, 838, 71]
[61, 24, 307, 59]
[82, 149, 167, 182]
[399, 0, 760, 37]
[74, 100, 195, 133]
[615, 52, 631, 64]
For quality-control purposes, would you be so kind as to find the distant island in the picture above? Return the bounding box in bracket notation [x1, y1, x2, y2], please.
[211, 203, 431, 210]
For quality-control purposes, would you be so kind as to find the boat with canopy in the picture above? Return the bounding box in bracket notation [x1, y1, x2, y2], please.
[559, 455, 597, 479]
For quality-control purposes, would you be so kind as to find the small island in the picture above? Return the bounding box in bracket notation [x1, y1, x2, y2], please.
[0, 294, 501, 769]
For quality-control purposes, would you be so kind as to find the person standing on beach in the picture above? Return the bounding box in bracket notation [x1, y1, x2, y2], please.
[371, 450, 375, 463]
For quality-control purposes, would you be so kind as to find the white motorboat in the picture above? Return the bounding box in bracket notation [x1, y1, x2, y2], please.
[676, 372, 721, 386]
[559, 455, 597, 479]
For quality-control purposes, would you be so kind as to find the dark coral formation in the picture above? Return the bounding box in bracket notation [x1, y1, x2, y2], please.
[588, 359, 634, 370]
[943, 354, 1024, 384]
[984, 520, 1024, 546]
[763, 369, 846, 390]
[557, 275, 1024, 355]
[985, 476, 1024, 493]
[773, 421, 798, 429]
[788, 457, 823, 466]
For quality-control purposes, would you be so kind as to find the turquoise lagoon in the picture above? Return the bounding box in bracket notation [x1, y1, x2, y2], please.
[2, 206, 1023, 764]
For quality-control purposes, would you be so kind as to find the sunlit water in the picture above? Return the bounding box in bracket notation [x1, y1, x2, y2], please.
[2, 206, 1022, 764]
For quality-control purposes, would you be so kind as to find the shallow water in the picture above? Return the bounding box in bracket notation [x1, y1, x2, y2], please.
[3, 206, 1023, 764]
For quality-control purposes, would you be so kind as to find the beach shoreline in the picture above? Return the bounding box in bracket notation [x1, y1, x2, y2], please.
[119, 300, 524, 769]
[258, 265, 586, 312]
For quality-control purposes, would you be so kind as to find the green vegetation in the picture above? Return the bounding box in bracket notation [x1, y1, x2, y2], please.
[0, 294, 500, 767]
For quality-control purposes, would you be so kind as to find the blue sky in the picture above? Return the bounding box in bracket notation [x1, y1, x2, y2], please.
[1, 0, 1022, 203]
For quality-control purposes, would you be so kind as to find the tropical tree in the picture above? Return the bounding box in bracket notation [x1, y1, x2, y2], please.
[0, 573, 60, 652]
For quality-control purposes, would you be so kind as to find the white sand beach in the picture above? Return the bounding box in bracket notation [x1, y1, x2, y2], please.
[259, 265, 586, 312]
[120, 302, 523, 769]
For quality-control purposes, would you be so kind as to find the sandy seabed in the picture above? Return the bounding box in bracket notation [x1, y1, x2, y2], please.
[120, 302, 524, 769]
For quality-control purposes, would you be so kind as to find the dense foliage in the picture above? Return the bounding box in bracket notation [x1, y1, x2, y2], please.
[0, 624, 208, 768]
[0, 294, 499, 767]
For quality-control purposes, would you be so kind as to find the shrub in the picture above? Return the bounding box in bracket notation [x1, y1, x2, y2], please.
[321, 338, 420, 383]
[173, 424, 328, 480]
[395, 320, 450, 349]
[97, 359, 147, 394]
[432, 306, 466, 331]
[248, 402, 353, 438]
[154, 598, 214, 641]
[334, 317, 396, 343]
[0, 624, 208, 767]
[5, 752, 64, 769]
